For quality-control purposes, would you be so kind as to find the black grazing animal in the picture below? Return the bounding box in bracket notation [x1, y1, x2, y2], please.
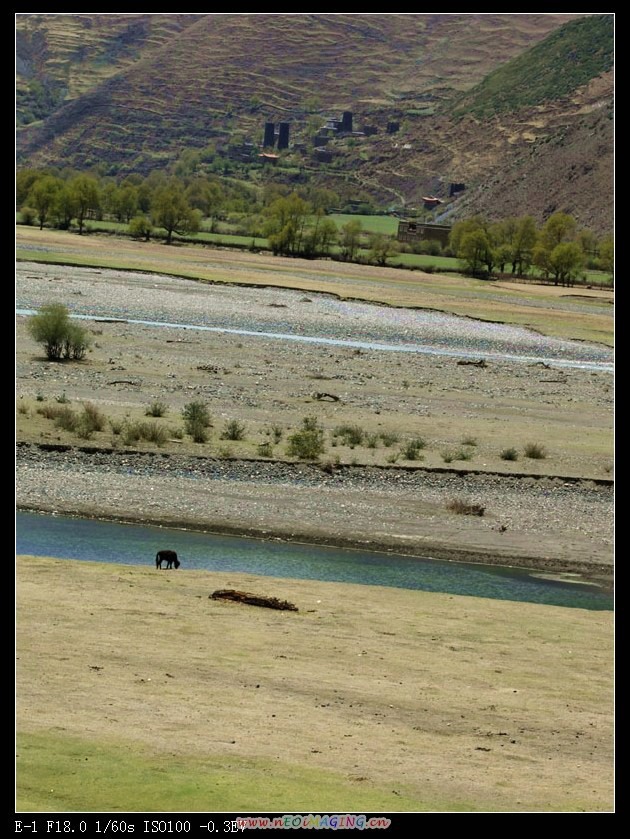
[156, 550, 180, 570]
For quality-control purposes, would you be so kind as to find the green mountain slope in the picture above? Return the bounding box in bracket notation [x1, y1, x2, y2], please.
[453, 14, 613, 118]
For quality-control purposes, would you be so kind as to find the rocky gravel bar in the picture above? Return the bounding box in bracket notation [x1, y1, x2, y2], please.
[16, 443, 613, 587]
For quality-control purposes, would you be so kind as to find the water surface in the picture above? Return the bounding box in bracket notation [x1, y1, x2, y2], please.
[16, 511, 613, 611]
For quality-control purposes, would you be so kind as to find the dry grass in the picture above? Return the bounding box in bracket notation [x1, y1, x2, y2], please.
[16, 555, 614, 812]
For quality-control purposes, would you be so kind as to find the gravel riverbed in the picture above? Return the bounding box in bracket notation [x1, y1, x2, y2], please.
[16, 262, 614, 586]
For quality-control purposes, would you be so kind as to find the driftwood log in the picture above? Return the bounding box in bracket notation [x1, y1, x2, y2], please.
[456, 359, 487, 368]
[210, 589, 299, 611]
[313, 392, 340, 402]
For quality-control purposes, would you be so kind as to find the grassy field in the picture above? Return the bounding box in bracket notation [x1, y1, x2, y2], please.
[16, 556, 614, 812]
[326, 213, 401, 235]
[19, 217, 613, 287]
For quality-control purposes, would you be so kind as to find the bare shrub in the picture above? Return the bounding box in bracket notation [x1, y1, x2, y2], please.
[447, 499, 485, 516]
[524, 442, 547, 459]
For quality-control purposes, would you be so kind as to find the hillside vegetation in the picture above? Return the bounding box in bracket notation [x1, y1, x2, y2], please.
[15, 13, 613, 233]
[453, 15, 614, 118]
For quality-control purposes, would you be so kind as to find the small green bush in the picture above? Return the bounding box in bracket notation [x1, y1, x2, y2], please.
[52, 406, 79, 432]
[221, 419, 246, 441]
[120, 420, 168, 447]
[461, 435, 478, 447]
[442, 447, 474, 463]
[182, 401, 211, 440]
[257, 442, 274, 457]
[37, 404, 62, 420]
[188, 420, 209, 444]
[145, 401, 168, 417]
[332, 424, 364, 447]
[28, 303, 92, 361]
[182, 401, 211, 426]
[500, 447, 519, 461]
[379, 431, 400, 447]
[139, 421, 168, 446]
[81, 402, 106, 433]
[122, 422, 142, 445]
[110, 419, 124, 435]
[287, 418, 326, 460]
[401, 438, 426, 460]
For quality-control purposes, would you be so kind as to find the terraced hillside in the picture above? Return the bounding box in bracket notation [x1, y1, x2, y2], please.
[16, 13, 613, 233]
[16, 14, 199, 126]
[16, 13, 576, 169]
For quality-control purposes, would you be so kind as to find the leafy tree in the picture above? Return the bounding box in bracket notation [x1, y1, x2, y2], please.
[128, 215, 153, 241]
[510, 215, 538, 276]
[539, 212, 577, 250]
[494, 243, 513, 274]
[69, 175, 101, 234]
[576, 228, 598, 258]
[27, 303, 91, 360]
[367, 233, 400, 266]
[304, 187, 339, 213]
[27, 175, 61, 230]
[339, 220, 363, 262]
[548, 242, 584, 286]
[151, 184, 201, 244]
[449, 216, 486, 255]
[302, 211, 338, 257]
[599, 236, 614, 277]
[534, 212, 578, 280]
[313, 217, 338, 256]
[51, 186, 78, 230]
[458, 229, 493, 277]
[263, 193, 311, 256]
[111, 185, 139, 223]
[185, 177, 224, 223]
[16, 169, 43, 206]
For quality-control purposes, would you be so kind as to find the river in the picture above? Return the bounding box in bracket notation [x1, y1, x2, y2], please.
[16, 511, 613, 611]
[15, 262, 614, 371]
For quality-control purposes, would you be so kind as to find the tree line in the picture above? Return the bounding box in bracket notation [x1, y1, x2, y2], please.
[17, 167, 612, 280]
[449, 214, 613, 284]
[16, 167, 398, 262]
